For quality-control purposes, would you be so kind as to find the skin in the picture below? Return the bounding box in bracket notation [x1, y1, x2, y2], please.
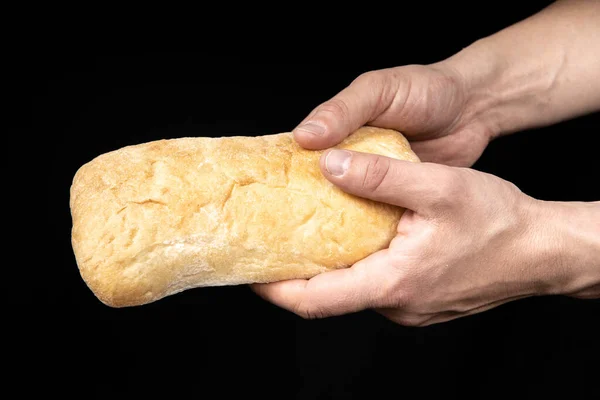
[252, 0, 600, 326]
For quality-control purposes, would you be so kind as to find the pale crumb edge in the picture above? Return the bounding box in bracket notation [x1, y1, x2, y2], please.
[85, 265, 334, 308]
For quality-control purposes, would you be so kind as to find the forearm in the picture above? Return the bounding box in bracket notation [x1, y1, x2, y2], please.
[443, 0, 600, 138]
[528, 199, 600, 299]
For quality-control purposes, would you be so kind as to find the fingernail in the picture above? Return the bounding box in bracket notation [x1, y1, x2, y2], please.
[296, 122, 326, 136]
[325, 150, 352, 177]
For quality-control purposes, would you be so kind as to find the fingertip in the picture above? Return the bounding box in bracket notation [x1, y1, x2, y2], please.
[292, 124, 339, 150]
[292, 127, 324, 150]
[292, 114, 353, 150]
[249, 282, 275, 299]
[249, 283, 265, 295]
[249, 280, 308, 311]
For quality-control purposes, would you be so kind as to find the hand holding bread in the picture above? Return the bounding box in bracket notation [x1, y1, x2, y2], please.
[251, 59, 600, 325]
[71, 55, 600, 321]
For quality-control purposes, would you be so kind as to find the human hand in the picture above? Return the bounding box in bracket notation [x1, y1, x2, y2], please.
[251, 150, 589, 326]
[291, 64, 495, 167]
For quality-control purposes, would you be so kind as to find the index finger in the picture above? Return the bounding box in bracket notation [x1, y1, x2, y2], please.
[293, 70, 396, 150]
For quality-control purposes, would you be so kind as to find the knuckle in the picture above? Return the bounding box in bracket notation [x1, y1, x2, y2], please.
[352, 70, 384, 85]
[352, 70, 394, 118]
[378, 273, 429, 327]
[379, 270, 416, 310]
[294, 299, 326, 320]
[360, 156, 391, 194]
[391, 283, 416, 310]
[393, 314, 427, 327]
[427, 167, 463, 210]
[318, 98, 351, 121]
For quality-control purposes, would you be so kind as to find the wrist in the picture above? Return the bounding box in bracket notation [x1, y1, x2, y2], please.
[440, 37, 565, 140]
[439, 0, 600, 140]
[523, 198, 600, 298]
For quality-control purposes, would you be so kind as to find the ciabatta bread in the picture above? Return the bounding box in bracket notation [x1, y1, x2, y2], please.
[70, 127, 420, 307]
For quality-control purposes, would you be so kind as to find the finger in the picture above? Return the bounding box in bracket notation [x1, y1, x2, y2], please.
[319, 149, 457, 214]
[251, 250, 390, 319]
[293, 70, 397, 150]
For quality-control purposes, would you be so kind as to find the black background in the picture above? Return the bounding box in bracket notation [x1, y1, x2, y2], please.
[15, 2, 599, 398]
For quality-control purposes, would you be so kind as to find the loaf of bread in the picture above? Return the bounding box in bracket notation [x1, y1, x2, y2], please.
[70, 127, 420, 307]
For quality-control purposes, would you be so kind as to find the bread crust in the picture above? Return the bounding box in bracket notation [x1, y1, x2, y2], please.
[70, 127, 420, 307]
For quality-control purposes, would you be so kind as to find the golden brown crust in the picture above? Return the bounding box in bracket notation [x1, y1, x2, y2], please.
[70, 127, 420, 307]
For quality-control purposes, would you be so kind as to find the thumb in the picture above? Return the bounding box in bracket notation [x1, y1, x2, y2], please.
[320, 149, 456, 214]
[293, 71, 396, 150]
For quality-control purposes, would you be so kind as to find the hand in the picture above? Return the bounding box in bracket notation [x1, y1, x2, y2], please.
[252, 150, 575, 326]
[291, 64, 495, 167]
